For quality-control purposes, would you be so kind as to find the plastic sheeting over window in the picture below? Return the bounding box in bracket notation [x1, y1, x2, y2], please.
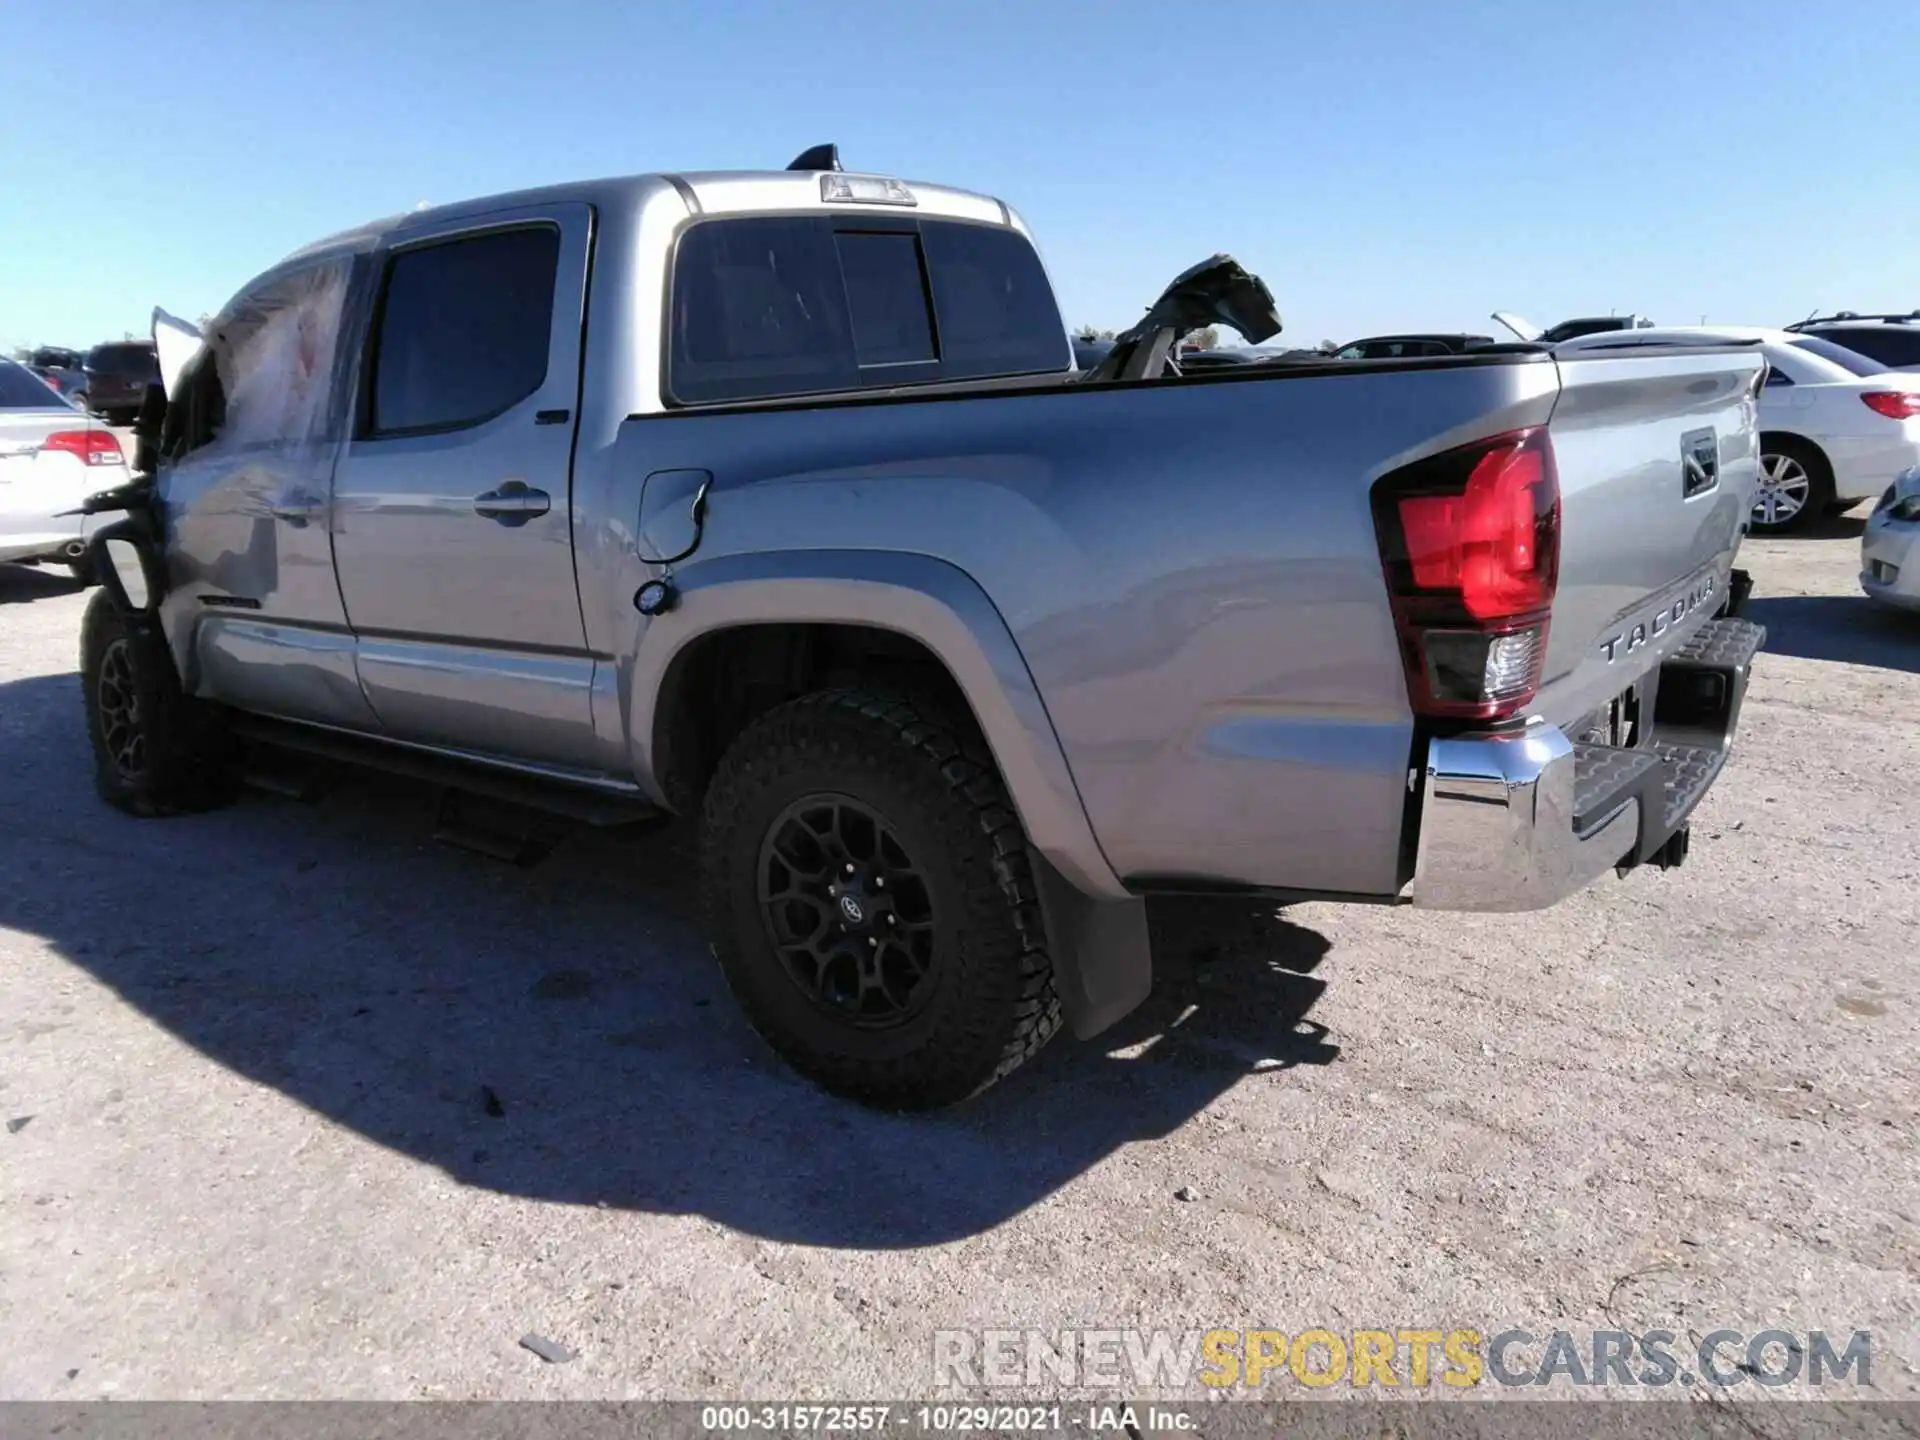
[200, 261, 352, 452]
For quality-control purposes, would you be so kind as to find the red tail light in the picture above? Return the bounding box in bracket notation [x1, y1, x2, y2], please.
[1861, 391, 1920, 420]
[42, 430, 124, 467]
[1372, 427, 1560, 722]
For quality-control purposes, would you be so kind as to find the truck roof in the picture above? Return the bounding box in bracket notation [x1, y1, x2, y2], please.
[278, 168, 1022, 269]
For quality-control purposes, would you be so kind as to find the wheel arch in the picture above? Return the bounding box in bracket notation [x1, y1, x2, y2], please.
[631, 548, 1126, 901]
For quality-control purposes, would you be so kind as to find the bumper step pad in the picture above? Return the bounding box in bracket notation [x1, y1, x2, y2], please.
[1649, 736, 1727, 837]
[1570, 615, 1767, 868]
[1571, 744, 1663, 835]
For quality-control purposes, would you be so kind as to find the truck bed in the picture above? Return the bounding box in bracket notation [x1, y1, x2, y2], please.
[597, 342, 1763, 899]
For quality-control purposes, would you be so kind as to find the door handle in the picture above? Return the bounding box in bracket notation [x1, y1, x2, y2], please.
[473, 479, 551, 527]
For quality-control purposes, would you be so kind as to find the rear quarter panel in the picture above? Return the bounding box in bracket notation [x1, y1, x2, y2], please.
[585, 357, 1562, 897]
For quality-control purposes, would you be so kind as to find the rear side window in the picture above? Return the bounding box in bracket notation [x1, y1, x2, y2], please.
[368, 226, 559, 435]
[1816, 327, 1920, 368]
[668, 216, 1067, 405]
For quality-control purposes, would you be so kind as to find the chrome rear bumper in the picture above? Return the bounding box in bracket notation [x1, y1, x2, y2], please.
[1409, 617, 1765, 913]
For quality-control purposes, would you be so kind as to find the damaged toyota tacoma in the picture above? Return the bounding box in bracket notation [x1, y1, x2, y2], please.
[78, 147, 1766, 1109]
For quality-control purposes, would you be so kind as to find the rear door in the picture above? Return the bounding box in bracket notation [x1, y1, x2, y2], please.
[329, 203, 598, 769]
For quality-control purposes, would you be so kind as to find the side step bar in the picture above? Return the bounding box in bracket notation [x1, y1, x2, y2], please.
[228, 714, 670, 830]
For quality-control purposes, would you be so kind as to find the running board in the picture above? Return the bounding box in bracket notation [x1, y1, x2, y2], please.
[227, 715, 670, 830]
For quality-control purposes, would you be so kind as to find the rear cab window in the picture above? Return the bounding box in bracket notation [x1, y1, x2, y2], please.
[666, 214, 1067, 405]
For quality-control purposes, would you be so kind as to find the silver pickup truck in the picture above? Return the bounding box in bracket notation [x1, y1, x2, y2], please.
[78, 150, 1767, 1109]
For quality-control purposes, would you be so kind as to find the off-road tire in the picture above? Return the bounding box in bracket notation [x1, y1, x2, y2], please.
[699, 689, 1061, 1109]
[79, 590, 237, 816]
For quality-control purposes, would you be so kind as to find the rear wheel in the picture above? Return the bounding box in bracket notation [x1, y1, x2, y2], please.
[698, 689, 1061, 1109]
[80, 591, 238, 815]
[1752, 437, 1832, 535]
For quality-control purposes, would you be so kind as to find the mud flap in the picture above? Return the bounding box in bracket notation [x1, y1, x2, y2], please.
[1030, 852, 1153, 1039]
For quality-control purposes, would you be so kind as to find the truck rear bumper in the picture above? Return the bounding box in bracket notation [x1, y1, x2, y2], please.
[1409, 617, 1765, 913]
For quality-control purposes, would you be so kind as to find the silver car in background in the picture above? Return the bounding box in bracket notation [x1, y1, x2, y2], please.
[0, 357, 129, 581]
[1863, 468, 1920, 612]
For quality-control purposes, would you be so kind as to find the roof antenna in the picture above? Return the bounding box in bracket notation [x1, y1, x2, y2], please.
[788, 143, 842, 172]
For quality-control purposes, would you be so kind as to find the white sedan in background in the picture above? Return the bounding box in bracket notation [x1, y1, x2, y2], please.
[1863, 468, 1920, 612]
[0, 357, 130, 582]
[1555, 326, 1920, 534]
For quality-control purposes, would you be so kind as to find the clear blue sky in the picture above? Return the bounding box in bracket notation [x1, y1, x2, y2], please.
[3, 0, 1915, 352]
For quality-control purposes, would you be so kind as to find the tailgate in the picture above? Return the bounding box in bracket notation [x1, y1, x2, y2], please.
[1533, 347, 1763, 728]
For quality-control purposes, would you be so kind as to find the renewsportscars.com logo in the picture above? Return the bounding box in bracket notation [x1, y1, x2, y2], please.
[933, 1328, 1874, 1391]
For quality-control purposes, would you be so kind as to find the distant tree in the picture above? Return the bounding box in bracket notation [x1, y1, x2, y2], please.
[1074, 325, 1117, 341]
[1318, 338, 1339, 353]
[1184, 326, 1220, 350]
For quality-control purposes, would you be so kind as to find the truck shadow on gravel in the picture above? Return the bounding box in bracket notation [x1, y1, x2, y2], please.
[1746, 594, 1920, 674]
[0, 669, 1336, 1249]
[0, 566, 84, 605]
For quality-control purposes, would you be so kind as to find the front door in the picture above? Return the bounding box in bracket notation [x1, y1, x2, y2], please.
[329, 204, 599, 770]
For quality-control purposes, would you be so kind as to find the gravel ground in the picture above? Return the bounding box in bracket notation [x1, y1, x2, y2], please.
[0, 519, 1915, 1406]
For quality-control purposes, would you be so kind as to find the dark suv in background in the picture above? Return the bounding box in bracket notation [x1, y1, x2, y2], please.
[1785, 312, 1920, 370]
[81, 341, 160, 423]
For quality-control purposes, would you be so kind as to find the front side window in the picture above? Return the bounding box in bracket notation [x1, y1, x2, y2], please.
[368, 226, 559, 436]
[159, 257, 355, 459]
[215, 261, 353, 448]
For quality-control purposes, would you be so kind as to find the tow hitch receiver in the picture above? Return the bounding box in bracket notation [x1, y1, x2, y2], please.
[1615, 615, 1766, 872]
[1648, 823, 1691, 871]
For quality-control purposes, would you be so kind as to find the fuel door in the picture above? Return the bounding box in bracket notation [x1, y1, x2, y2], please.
[637, 468, 712, 567]
[632, 468, 713, 616]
